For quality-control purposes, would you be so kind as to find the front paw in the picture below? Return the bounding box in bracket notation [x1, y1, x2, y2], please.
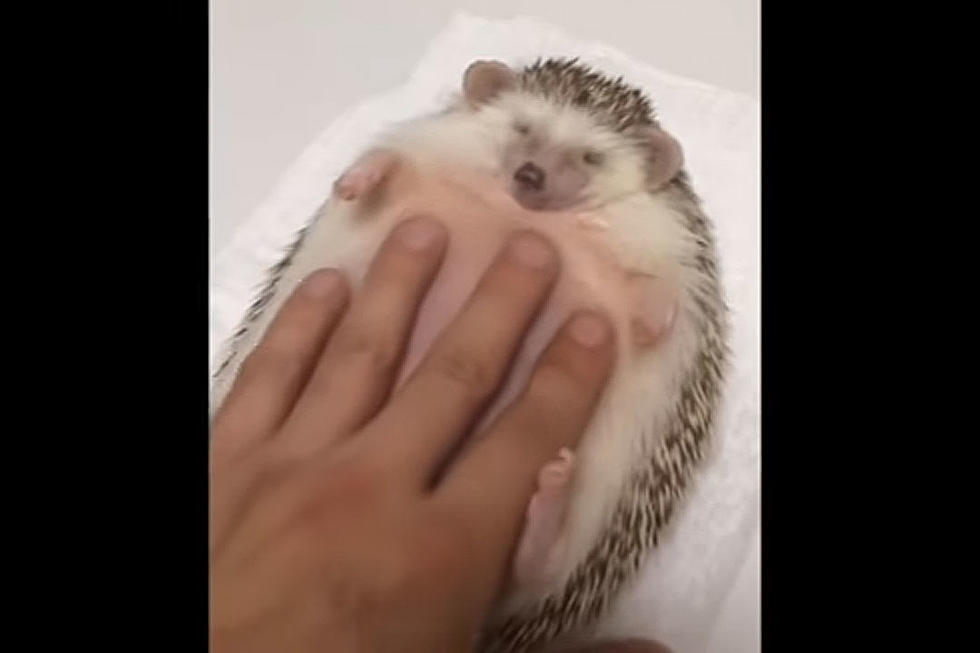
[332, 150, 398, 201]
[334, 168, 380, 201]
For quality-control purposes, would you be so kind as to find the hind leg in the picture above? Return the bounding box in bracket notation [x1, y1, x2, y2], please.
[627, 272, 678, 347]
[513, 448, 576, 585]
[333, 149, 400, 201]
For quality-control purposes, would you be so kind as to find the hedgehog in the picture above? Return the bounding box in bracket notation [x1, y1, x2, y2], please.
[209, 57, 729, 653]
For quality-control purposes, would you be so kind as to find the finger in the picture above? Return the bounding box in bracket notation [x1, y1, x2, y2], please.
[362, 230, 559, 486]
[435, 310, 615, 572]
[278, 216, 448, 455]
[210, 269, 349, 462]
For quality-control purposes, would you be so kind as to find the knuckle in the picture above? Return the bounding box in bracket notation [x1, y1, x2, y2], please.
[326, 460, 384, 500]
[298, 462, 384, 532]
[333, 329, 399, 376]
[415, 513, 474, 573]
[320, 465, 384, 512]
[432, 350, 496, 397]
[526, 364, 581, 406]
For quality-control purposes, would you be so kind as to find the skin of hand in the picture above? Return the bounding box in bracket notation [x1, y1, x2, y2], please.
[209, 216, 671, 653]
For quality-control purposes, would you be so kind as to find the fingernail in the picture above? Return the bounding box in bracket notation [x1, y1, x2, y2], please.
[302, 269, 342, 298]
[569, 312, 610, 348]
[509, 231, 556, 269]
[398, 217, 445, 251]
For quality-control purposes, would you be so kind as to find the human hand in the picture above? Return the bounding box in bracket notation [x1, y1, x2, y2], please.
[209, 216, 621, 652]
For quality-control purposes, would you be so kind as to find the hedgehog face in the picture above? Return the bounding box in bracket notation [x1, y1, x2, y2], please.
[461, 60, 684, 212]
[482, 92, 650, 211]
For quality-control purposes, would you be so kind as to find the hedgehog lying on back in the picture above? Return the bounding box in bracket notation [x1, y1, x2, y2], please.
[210, 58, 728, 653]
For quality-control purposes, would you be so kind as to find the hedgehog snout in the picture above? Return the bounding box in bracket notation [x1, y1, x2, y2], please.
[514, 162, 546, 192]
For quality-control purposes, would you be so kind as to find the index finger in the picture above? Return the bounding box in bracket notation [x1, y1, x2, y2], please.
[434, 309, 616, 570]
[359, 230, 559, 483]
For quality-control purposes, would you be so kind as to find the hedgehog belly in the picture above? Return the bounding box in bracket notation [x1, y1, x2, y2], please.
[370, 166, 637, 437]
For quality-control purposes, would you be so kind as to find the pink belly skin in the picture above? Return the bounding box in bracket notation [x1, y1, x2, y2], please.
[365, 163, 635, 439]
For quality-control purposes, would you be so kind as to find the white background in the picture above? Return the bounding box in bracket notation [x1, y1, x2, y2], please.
[209, 3, 759, 651]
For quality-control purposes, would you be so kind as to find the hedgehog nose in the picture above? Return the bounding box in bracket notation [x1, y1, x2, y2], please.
[514, 162, 545, 191]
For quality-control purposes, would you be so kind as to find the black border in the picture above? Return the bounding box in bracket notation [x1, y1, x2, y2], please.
[26, 1, 210, 647]
[25, 2, 940, 650]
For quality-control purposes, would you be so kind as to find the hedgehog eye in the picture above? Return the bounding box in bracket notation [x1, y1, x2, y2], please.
[583, 150, 604, 166]
[513, 121, 531, 136]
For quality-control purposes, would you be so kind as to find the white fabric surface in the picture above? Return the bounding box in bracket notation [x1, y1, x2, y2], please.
[209, 13, 759, 653]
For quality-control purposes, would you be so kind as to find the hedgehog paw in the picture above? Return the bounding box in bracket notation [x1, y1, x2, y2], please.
[627, 272, 678, 347]
[513, 448, 575, 586]
[333, 149, 398, 201]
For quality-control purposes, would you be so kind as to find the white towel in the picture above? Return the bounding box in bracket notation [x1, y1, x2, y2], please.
[209, 13, 759, 653]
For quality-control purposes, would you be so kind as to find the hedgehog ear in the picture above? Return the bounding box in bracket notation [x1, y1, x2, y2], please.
[463, 60, 517, 107]
[637, 126, 684, 191]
